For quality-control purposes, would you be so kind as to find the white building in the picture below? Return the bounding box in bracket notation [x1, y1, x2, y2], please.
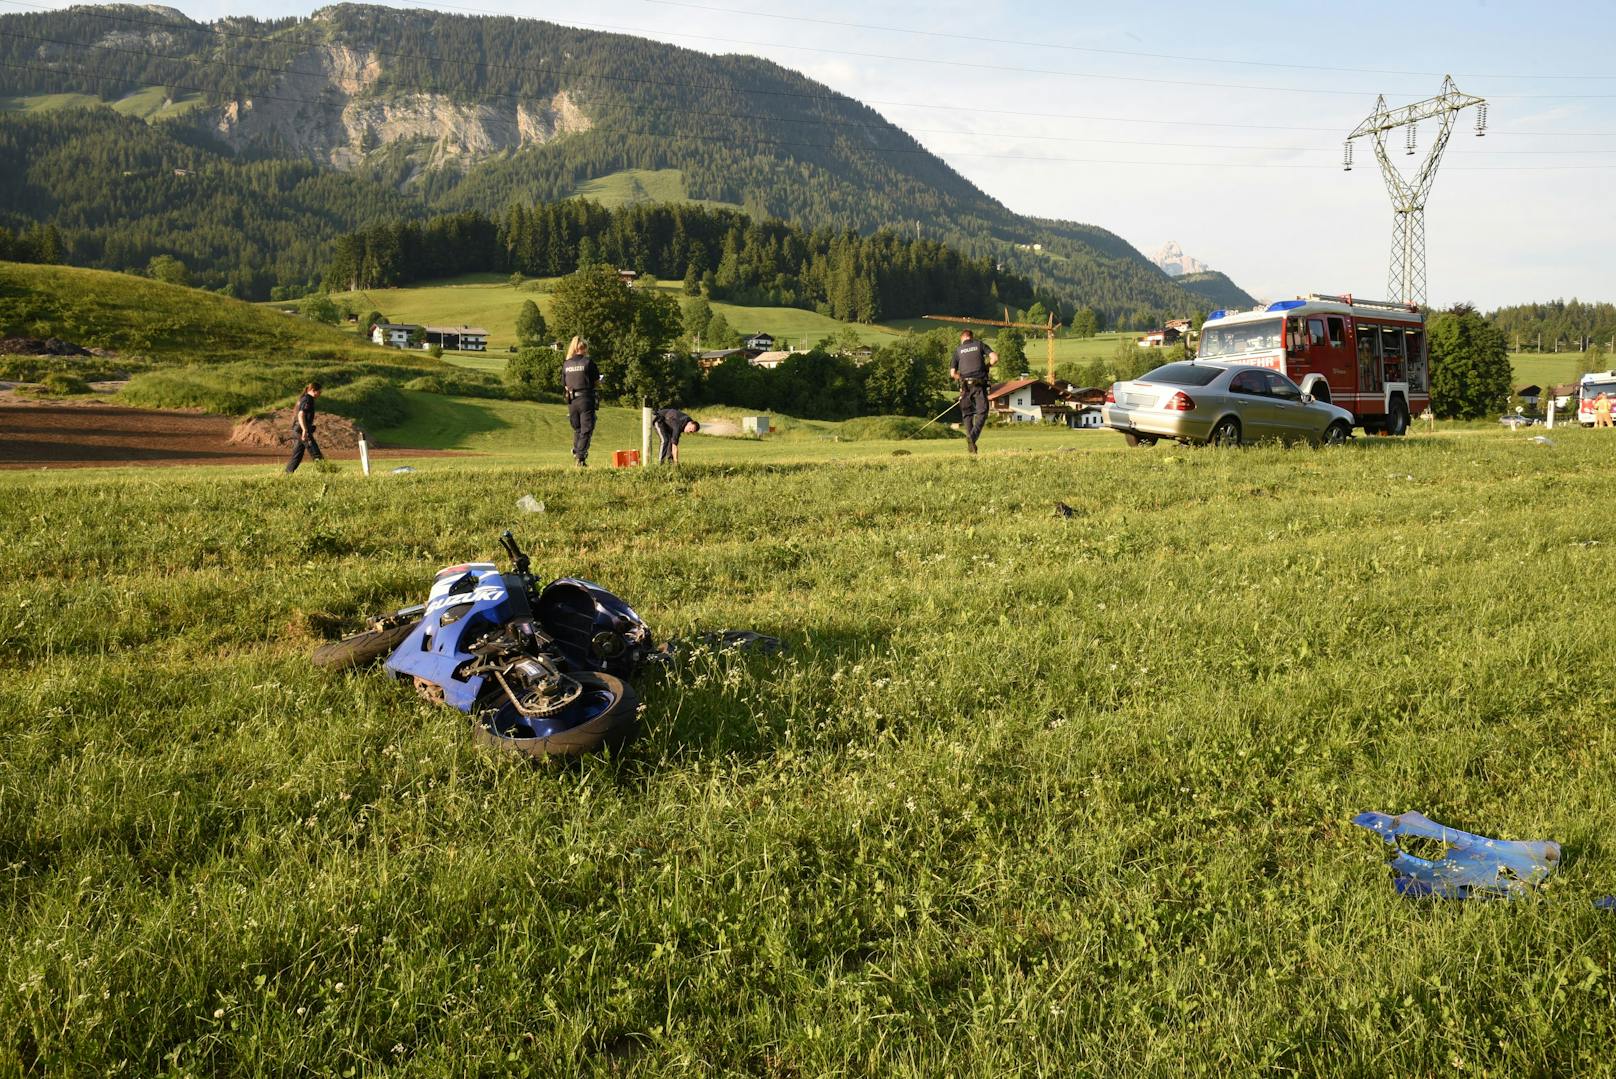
[372, 323, 422, 348]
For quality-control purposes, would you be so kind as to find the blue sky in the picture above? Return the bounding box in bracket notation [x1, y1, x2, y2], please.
[21, 0, 1616, 307]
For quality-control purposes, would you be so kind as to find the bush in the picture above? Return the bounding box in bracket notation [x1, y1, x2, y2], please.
[319, 376, 409, 430]
[400, 373, 507, 399]
[27, 371, 93, 395]
[506, 346, 563, 400]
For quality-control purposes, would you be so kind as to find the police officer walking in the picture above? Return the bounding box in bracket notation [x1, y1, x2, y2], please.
[562, 335, 600, 467]
[950, 329, 998, 454]
[652, 406, 700, 465]
[284, 380, 323, 473]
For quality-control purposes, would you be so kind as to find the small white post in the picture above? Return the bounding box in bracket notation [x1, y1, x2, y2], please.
[641, 403, 652, 467]
[1546, 400, 1556, 430]
[358, 435, 371, 476]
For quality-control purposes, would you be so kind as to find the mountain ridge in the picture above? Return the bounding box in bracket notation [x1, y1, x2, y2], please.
[0, 3, 1255, 316]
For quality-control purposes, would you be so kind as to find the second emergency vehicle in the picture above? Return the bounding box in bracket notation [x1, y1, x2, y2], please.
[1197, 294, 1429, 435]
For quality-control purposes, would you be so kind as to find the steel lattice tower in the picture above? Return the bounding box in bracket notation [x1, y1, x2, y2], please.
[1345, 76, 1487, 306]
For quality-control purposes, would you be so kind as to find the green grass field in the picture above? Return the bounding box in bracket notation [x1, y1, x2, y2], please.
[0, 86, 205, 120]
[323, 277, 1132, 367]
[4, 423, 1616, 1074]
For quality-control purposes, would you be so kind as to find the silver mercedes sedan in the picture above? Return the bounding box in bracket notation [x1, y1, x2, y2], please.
[1102, 362, 1356, 447]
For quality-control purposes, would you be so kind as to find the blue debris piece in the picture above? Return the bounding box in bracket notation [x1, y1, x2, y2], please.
[1352, 810, 1561, 900]
[1595, 896, 1616, 911]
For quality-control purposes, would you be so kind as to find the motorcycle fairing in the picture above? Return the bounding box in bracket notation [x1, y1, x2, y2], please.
[384, 562, 534, 711]
[1352, 810, 1561, 900]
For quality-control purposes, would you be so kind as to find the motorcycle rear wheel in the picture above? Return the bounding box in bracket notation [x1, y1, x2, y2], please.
[475, 672, 639, 759]
[311, 619, 419, 671]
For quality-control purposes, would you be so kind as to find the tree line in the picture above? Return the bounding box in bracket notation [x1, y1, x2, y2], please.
[323, 201, 1043, 324]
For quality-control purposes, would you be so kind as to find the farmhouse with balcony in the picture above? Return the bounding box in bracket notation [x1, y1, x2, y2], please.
[989, 378, 1093, 426]
[372, 322, 422, 349]
[424, 325, 489, 352]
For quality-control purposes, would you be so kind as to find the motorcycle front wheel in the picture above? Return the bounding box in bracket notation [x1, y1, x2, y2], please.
[474, 672, 639, 760]
[311, 619, 419, 671]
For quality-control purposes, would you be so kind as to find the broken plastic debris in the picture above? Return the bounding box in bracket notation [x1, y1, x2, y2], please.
[1352, 810, 1560, 900]
[1530, 435, 1555, 446]
[516, 494, 545, 514]
[390, 465, 416, 474]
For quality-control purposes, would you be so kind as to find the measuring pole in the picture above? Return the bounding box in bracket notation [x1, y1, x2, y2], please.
[921, 310, 1063, 384]
[641, 401, 652, 466]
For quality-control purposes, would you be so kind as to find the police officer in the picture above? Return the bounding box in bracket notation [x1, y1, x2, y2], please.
[950, 329, 998, 454]
[284, 380, 323, 473]
[561, 335, 600, 467]
[652, 406, 700, 465]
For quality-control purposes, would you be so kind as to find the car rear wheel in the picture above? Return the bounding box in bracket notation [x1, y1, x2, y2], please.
[1322, 420, 1351, 446]
[1123, 432, 1158, 448]
[1209, 417, 1242, 448]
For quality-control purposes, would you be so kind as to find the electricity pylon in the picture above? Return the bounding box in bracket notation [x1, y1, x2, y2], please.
[1344, 75, 1487, 306]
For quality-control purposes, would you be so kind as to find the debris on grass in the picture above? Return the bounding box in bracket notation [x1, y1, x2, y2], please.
[1352, 810, 1560, 900]
[390, 465, 416, 474]
[516, 494, 545, 513]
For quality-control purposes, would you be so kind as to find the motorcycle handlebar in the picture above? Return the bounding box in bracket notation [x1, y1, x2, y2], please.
[499, 530, 531, 576]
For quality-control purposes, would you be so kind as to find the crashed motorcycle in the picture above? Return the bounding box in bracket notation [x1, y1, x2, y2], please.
[312, 531, 653, 758]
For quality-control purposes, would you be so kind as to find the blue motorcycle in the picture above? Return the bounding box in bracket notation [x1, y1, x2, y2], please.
[313, 531, 650, 758]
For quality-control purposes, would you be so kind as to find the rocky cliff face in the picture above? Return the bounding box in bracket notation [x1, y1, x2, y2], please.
[208, 44, 591, 174]
[1152, 240, 1210, 278]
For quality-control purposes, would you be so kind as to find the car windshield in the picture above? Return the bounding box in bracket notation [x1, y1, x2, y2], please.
[1198, 319, 1282, 359]
[1137, 363, 1223, 387]
[1582, 380, 1616, 401]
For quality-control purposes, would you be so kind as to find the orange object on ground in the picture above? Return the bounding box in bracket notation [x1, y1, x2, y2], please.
[611, 449, 641, 467]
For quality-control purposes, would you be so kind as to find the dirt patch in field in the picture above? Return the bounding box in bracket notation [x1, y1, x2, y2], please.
[0, 397, 468, 469]
[229, 409, 366, 451]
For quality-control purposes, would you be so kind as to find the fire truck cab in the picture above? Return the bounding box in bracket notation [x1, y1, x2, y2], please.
[1576, 371, 1616, 427]
[1197, 294, 1428, 435]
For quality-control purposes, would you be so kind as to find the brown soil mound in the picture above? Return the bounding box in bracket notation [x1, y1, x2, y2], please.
[229, 409, 367, 450]
[0, 400, 467, 469]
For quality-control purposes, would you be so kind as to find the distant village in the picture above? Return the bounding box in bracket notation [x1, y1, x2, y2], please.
[356, 272, 1206, 431]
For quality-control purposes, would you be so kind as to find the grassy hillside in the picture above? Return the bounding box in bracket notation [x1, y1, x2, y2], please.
[3, 427, 1615, 1073]
[0, 261, 390, 364]
[0, 85, 204, 120]
[323, 276, 918, 358]
[567, 169, 744, 213]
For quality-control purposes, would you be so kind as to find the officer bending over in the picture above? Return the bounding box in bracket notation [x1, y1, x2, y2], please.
[950, 330, 998, 454]
[652, 407, 700, 465]
[562, 336, 600, 467]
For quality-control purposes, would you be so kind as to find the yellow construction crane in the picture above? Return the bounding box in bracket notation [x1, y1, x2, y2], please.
[921, 308, 1062, 385]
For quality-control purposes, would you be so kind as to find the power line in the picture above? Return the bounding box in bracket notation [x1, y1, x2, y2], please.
[6, 0, 1611, 140]
[627, 0, 1616, 82]
[3, 56, 1608, 175]
[397, 0, 1616, 100]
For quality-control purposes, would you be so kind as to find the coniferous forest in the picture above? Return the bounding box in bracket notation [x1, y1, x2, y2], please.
[323, 202, 1038, 323]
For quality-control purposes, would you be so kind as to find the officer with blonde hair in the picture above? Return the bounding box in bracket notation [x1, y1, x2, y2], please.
[562, 335, 600, 466]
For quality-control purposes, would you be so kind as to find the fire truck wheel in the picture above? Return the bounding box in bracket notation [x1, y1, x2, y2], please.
[1208, 417, 1242, 448]
[1322, 421, 1351, 446]
[1386, 398, 1410, 436]
[1123, 432, 1157, 448]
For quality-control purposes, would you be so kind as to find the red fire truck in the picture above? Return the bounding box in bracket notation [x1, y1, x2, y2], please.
[1196, 294, 1428, 435]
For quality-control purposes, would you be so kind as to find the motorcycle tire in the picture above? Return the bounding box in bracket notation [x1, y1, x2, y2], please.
[311, 619, 419, 671]
[474, 672, 639, 760]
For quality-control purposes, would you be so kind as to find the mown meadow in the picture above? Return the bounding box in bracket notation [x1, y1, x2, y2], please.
[2, 427, 1615, 1075]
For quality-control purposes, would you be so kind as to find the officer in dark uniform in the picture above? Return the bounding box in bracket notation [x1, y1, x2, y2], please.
[284, 380, 323, 473]
[652, 406, 700, 465]
[561, 335, 600, 467]
[950, 329, 998, 454]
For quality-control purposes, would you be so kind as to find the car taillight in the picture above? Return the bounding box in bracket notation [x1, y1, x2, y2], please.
[1165, 391, 1194, 411]
[1104, 387, 1116, 404]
